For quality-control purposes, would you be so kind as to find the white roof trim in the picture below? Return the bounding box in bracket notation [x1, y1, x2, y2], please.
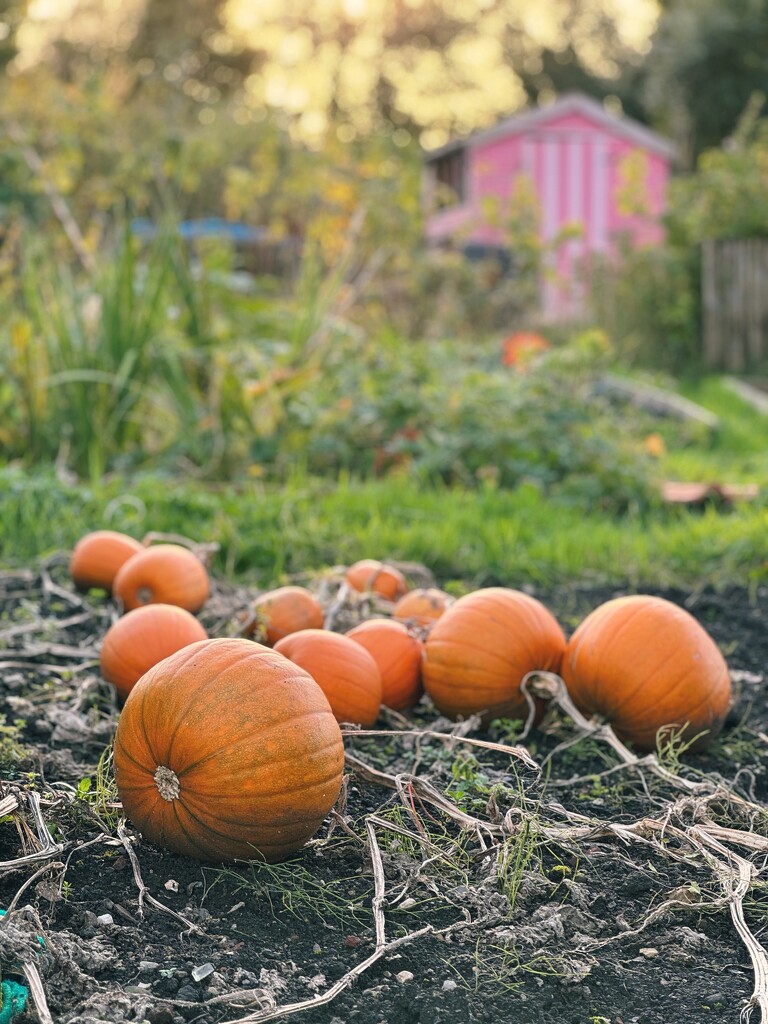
[424, 92, 677, 162]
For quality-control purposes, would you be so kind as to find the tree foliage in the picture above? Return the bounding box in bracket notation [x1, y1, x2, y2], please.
[643, 0, 768, 165]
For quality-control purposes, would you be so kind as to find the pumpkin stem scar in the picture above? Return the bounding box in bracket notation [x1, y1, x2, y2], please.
[154, 765, 181, 801]
[136, 586, 153, 604]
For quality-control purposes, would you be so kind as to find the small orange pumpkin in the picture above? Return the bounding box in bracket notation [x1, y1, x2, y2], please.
[70, 530, 144, 594]
[346, 618, 424, 711]
[561, 595, 732, 752]
[345, 559, 408, 601]
[423, 587, 566, 723]
[392, 588, 454, 627]
[113, 638, 345, 862]
[246, 586, 325, 646]
[100, 603, 208, 702]
[113, 543, 210, 613]
[274, 629, 382, 727]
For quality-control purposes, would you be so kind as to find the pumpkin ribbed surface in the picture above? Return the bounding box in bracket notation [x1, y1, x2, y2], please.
[346, 618, 424, 711]
[100, 603, 208, 702]
[113, 638, 345, 863]
[70, 530, 143, 594]
[274, 629, 382, 727]
[561, 595, 732, 751]
[113, 543, 210, 613]
[423, 587, 566, 722]
[248, 586, 325, 645]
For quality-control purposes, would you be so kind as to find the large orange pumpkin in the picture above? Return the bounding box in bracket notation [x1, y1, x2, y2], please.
[345, 560, 408, 601]
[113, 638, 345, 862]
[423, 587, 566, 722]
[100, 604, 208, 702]
[560, 595, 732, 751]
[113, 544, 210, 613]
[70, 530, 144, 594]
[392, 588, 454, 627]
[274, 629, 382, 727]
[245, 586, 325, 646]
[346, 618, 424, 711]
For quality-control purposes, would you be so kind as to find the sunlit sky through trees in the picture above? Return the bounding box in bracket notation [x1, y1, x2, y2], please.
[17, 0, 660, 146]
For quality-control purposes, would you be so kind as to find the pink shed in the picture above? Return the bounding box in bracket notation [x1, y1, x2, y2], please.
[422, 92, 676, 320]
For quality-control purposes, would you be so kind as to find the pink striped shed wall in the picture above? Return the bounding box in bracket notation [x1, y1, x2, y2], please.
[423, 93, 676, 321]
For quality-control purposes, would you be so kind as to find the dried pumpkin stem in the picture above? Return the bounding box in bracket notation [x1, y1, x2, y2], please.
[154, 766, 180, 801]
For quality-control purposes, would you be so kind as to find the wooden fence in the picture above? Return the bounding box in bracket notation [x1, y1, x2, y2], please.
[702, 238, 768, 371]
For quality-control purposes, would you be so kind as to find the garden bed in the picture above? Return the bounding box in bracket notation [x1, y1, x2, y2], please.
[0, 562, 766, 1024]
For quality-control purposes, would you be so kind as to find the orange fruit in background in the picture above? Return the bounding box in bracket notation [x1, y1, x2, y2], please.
[347, 618, 424, 711]
[501, 331, 550, 368]
[345, 559, 408, 601]
[245, 586, 325, 646]
[561, 595, 732, 752]
[100, 603, 208, 702]
[275, 629, 382, 727]
[393, 587, 454, 627]
[423, 587, 566, 723]
[113, 543, 210, 613]
[70, 530, 143, 594]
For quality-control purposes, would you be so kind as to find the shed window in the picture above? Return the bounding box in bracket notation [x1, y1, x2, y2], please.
[432, 149, 466, 206]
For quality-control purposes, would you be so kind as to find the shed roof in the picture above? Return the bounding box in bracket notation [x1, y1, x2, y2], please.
[424, 91, 677, 163]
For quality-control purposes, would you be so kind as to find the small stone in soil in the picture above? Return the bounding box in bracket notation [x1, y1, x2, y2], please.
[96, 913, 113, 925]
[175, 983, 199, 1002]
[191, 963, 214, 982]
[442, 979, 457, 991]
[396, 970, 414, 983]
[139, 961, 160, 971]
[146, 1010, 174, 1024]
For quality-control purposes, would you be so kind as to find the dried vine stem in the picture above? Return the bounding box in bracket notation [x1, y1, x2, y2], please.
[116, 825, 202, 935]
[0, 791, 64, 874]
[365, 819, 387, 949]
[343, 726, 540, 773]
[690, 827, 768, 1024]
[22, 961, 54, 1024]
[323, 581, 353, 631]
[523, 671, 742, 796]
[219, 922, 463, 1024]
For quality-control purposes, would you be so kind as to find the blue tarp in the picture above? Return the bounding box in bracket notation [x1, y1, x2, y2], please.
[131, 218, 268, 243]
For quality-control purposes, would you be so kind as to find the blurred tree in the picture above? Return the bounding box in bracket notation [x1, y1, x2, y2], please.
[643, 0, 768, 166]
[0, 0, 26, 72]
[128, 0, 255, 92]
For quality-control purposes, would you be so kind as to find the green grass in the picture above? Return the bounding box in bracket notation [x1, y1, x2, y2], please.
[656, 374, 768, 482]
[0, 466, 765, 591]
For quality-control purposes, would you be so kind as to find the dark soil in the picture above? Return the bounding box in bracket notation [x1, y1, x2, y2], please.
[0, 562, 766, 1024]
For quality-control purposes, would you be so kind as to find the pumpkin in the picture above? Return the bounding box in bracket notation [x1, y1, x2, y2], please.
[100, 603, 208, 702]
[113, 543, 210, 613]
[561, 595, 732, 752]
[274, 629, 382, 727]
[346, 618, 424, 711]
[70, 530, 144, 594]
[245, 586, 325, 646]
[345, 559, 408, 601]
[501, 331, 550, 368]
[113, 637, 345, 863]
[392, 588, 454, 627]
[423, 587, 566, 723]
